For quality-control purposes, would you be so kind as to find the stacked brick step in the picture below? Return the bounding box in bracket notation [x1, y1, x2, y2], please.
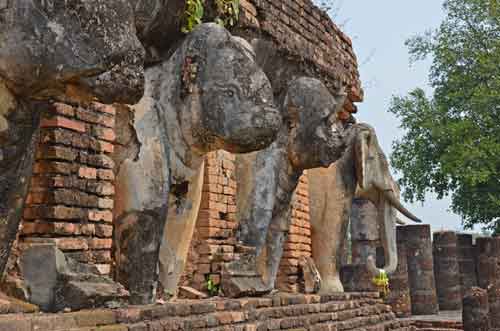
[411, 321, 463, 331]
[20, 102, 115, 275]
[277, 174, 312, 293]
[0, 293, 416, 331]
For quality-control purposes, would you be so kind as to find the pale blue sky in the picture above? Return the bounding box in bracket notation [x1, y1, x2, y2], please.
[320, 1, 466, 232]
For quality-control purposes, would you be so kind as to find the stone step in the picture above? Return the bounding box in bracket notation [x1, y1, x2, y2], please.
[0, 293, 418, 331]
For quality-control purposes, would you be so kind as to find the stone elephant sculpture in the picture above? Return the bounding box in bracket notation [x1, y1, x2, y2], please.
[224, 77, 348, 296]
[308, 123, 421, 294]
[0, 0, 146, 277]
[113, 23, 281, 304]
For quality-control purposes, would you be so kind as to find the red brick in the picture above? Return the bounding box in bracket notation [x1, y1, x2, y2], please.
[97, 140, 114, 153]
[91, 102, 116, 116]
[52, 103, 75, 117]
[88, 210, 113, 223]
[78, 167, 97, 179]
[95, 224, 113, 238]
[92, 126, 116, 142]
[41, 116, 86, 133]
[88, 238, 113, 249]
[98, 198, 114, 209]
[97, 169, 115, 181]
[76, 107, 115, 127]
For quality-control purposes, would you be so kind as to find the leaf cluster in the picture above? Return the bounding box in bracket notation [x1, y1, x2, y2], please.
[214, 0, 240, 28]
[390, 0, 500, 229]
[182, 0, 205, 33]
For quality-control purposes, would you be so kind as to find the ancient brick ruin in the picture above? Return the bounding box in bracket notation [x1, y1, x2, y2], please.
[20, 103, 116, 275]
[0, 0, 490, 330]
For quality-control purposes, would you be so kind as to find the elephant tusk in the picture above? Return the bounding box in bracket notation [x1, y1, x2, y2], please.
[396, 218, 406, 225]
[381, 189, 422, 223]
[366, 255, 379, 275]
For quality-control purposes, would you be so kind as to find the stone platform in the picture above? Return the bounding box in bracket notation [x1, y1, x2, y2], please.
[0, 292, 418, 331]
[403, 311, 463, 330]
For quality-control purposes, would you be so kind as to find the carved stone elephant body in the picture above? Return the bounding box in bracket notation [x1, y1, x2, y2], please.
[228, 77, 348, 295]
[308, 123, 421, 294]
[113, 23, 281, 304]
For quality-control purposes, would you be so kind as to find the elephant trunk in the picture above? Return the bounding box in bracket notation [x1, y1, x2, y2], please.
[367, 193, 399, 276]
[367, 188, 421, 277]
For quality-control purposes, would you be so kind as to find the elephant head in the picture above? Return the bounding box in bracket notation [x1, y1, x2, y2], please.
[284, 77, 348, 170]
[141, 23, 282, 157]
[352, 123, 421, 275]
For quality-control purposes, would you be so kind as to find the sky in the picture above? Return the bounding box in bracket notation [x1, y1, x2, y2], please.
[321, 1, 467, 232]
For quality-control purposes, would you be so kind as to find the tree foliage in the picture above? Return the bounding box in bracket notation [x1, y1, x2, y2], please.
[389, 0, 500, 229]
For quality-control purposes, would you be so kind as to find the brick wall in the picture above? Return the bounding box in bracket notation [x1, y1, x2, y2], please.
[238, 0, 363, 110]
[19, 102, 116, 275]
[182, 155, 313, 294]
[276, 175, 312, 292]
[181, 151, 239, 291]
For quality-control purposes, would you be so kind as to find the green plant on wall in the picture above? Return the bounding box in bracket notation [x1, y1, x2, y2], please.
[182, 0, 205, 33]
[206, 275, 220, 296]
[214, 0, 240, 28]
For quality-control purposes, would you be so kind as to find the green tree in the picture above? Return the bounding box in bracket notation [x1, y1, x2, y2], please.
[389, 0, 500, 230]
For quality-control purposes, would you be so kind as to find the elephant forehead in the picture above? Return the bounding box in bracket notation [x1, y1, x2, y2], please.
[204, 48, 260, 85]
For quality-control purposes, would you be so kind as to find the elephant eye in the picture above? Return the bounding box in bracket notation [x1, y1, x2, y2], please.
[226, 90, 234, 97]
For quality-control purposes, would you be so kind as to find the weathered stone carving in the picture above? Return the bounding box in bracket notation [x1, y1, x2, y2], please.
[308, 123, 421, 293]
[20, 243, 128, 312]
[227, 77, 348, 296]
[129, 0, 185, 63]
[113, 23, 281, 304]
[0, 0, 145, 104]
[0, 0, 147, 279]
[0, 82, 39, 278]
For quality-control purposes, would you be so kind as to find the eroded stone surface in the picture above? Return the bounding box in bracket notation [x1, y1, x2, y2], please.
[0, 84, 39, 277]
[229, 77, 348, 296]
[113, 23, 281, 304]
[0, 0, 145, 104]
[19, 243, 128, 312]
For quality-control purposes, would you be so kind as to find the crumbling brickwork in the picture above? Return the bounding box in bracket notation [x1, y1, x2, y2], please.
[182, 155, 313, 294]
[181, 151, 238, 291]
[0, 292, 416, 330]
[20, 102, 116, 275]
[276, 175, 312, 293]
[238, 0, 363, 110]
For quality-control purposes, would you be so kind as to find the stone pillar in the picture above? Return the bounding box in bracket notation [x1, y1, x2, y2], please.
[457, 233, 478, 295]
[386, 226, 412, 317]
[21, 102, 116, 275]
[476, 237, 500, 289]
[462, 287, 490, 331]
[340, 264, 377, 292]
[432, 231, 462, 310]
[399, 224, 439, 315]
[350, 199, 380, 265]
[489, 283, 500, 329]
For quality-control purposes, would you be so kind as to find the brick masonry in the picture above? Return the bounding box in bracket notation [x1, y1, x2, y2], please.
[19, 102, 116, 275]
[276, 175, 313, 293]
[180, 151, 239, 291]
[238, 0, 363, 112]
[181, 152, 313, 294]
[0, 292, 418, 331]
